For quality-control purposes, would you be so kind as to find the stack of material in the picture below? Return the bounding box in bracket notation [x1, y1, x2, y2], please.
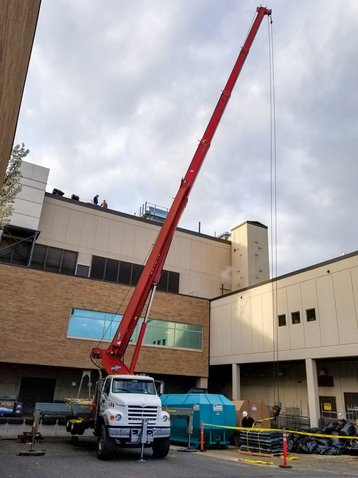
[240, 430, 283, 455]
[288, 421, 357, 455]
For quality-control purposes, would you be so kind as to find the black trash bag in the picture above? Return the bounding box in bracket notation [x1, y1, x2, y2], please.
[315, 438, 332, 447]
[323, 421, 339, 434]
[321, 443, 346, 455]
[297, 438, 317, 454]
[340, 422, 355, 436]
[336, 419, 347, 431]
[287, 434, 300, 452]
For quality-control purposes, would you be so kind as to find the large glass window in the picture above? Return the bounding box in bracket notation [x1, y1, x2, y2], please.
[67, 308, 121, 341]
[67, 308, 202, 351]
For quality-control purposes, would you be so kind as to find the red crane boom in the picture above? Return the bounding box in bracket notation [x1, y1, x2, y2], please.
[91, 6, 271, 375]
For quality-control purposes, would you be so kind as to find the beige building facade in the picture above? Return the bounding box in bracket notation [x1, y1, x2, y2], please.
[210, 252, 358, 426]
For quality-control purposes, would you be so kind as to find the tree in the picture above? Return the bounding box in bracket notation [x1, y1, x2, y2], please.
[0, 143, 29, 232]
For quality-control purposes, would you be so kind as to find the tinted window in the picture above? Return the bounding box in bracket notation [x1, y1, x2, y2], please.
[45, 247, 63, 272]
[91, 256, 105, 280]
[118, 261, 132, 285]
[31, 244, 47, 269]
[61, 250, 77, 275]
[131, 264, 144, 285]
[157, 270, 168, 291]
[168, 271, 179, 293]
[105, 258, 119, 282]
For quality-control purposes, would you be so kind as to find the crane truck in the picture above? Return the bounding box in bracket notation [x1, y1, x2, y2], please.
[65, 6, 271, 460]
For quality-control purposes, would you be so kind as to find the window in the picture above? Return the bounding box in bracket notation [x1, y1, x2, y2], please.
[118, 260, 132, 284]
[0, 236, 32, 266]
[76, 264, 90, 278]
[30, 244, 77, 275]
[167, 271, 180, 293]
[131, 264, 144, 285]
[90, 255, 179, 293]
[306, 308, 316, 322]
[278, 314, 286, 327]
[30, 244, 47, 269]
[112, 378, 156, 395]
[104, 258, 119, 282]
[67, 308, 202, 351]
[90, 256, 105, 279]
[291, 311, 301, 325]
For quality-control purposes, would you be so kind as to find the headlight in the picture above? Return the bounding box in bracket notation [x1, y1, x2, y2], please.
[109, 414, 122, 421]
[162, 413, 170, 422]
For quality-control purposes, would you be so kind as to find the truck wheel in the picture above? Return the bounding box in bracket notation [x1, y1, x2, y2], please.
[152, 437, 170, 458]
[97, 425, 115, 460]
[71, 422, 85, 435]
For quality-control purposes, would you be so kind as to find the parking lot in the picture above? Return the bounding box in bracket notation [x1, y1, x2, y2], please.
[2, 436, 358, 478]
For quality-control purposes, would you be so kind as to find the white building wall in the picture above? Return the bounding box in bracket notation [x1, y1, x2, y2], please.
[9, 160, 49, 230]
[211, 253, 358, 364]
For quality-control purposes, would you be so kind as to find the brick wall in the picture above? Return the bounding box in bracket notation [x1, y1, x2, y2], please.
[0, 264, 209, 378]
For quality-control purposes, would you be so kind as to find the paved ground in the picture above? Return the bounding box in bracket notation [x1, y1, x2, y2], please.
[1, 437, 358, 478]
[205, 445, 358, 476]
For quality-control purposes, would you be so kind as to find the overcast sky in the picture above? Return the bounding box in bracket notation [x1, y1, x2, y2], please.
[15, 0, 358, 277]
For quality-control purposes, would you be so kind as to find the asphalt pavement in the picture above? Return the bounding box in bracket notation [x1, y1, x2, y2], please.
[1, 437, 358, 478]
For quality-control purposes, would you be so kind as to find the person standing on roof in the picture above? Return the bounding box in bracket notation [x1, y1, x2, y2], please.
[242, 411, 255, 428]
[93, 194, 99, 205]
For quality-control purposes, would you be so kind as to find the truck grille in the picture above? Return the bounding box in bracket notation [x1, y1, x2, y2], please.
[127, 405, 158, 422]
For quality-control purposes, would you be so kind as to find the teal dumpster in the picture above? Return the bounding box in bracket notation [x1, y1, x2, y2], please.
[161, 391, 235, 448]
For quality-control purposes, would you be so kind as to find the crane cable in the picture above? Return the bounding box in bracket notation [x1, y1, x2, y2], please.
[267, 14, 280, 406]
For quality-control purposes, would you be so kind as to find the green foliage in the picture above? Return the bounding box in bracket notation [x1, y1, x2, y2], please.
[0, 143, 29, 230]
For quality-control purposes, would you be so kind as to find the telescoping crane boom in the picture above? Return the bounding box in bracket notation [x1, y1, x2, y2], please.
[91, 6, 271, 376]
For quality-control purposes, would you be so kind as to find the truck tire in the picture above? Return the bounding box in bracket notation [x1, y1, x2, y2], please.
[152, 437, 170, 458]
[97, 424, 115, 460]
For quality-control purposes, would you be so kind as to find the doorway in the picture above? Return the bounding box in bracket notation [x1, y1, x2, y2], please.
[18, 377, 56, 414]
[319, 395, 337, 420]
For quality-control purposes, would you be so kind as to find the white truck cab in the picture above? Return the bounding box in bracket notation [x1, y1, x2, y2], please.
[94, 374, 170, 460]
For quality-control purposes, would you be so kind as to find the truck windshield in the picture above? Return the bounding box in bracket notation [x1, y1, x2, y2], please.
[112, 378, 156, 395]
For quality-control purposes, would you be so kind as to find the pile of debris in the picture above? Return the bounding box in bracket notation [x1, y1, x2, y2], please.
[288, 420, 358, 455]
